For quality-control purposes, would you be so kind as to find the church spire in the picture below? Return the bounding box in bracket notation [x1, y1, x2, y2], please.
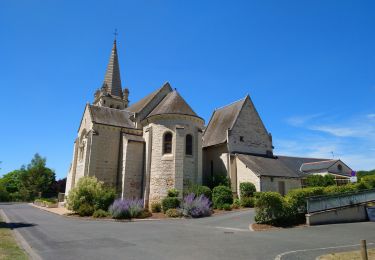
[103, 38, 123, 98]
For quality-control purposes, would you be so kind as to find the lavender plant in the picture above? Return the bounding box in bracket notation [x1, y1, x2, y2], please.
[182, 193, 212, 218]
[109, 198, 144, 219]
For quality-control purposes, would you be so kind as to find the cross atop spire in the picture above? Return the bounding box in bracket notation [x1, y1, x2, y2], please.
[102, 37, 123, 98]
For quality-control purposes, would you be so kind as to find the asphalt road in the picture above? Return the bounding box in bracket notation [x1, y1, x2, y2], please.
[1, 203, 374, 260]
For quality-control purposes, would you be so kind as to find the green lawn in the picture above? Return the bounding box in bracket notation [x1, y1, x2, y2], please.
[0, 216, 28, 260]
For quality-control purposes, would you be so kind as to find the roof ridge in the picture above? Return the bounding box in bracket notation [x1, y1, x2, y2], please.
[215, 96, 247, 111]
[302, 159, 338, 165]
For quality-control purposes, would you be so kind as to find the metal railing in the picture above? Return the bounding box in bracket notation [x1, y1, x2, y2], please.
[306, 189, 375, 213]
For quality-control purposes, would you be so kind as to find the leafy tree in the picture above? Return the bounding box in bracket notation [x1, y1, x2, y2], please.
[357, 169, 375, 180]
[304, 175, 335, 187]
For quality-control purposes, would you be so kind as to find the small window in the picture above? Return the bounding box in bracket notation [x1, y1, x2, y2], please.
[116, 106, 120, 109]
[163, 132, 172, 154]
[240, 136, 244, 142]
[185, 134, 193, 155]
[337, 164, 343, 171]
[110, 105, 113, 108]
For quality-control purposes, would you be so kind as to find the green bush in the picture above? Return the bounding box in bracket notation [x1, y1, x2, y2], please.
[151, 202, 162, 213]
[0, 186, 10, 202]
[209, 173, 231, 189]
[285, 187, 325, 214]
[166, 208, 182, 218]
[212, 185, 233, 209]
[323, 184, 357, 194]
[361, 175, 375, 189]
[92, 209, 110, 218]
[161, 197, 180, 213]
[138, 209, 152, 219]
[232, 198, 241, 209]
[78, 203, 94, 217]
[66, 177, 115, 213]
[94, 188, 116, 211]
[221, 203, 232, 211]
[167, 188, 179, 198]
[185, 185, 212, 201]
[240, 182, 256, 198]
[240, 197, 255, 208]
[254, 192, 285, 224]
[304, 175, 335, 187]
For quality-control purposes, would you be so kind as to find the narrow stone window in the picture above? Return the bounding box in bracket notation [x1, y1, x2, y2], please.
[240, 136, 244, 142]
[163, 132, 172, 154]
[185, 134, 193, 155]
[110, 105, 114, 108]
[337, 164, 342, 171]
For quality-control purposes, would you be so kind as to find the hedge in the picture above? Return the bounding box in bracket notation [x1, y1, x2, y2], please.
[239, 182, 256, 198]
[212, 185, 233, 209]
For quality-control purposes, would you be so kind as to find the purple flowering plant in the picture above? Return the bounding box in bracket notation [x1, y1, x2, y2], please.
[182, 193, 212, 218]
[109, 198, 144, 219]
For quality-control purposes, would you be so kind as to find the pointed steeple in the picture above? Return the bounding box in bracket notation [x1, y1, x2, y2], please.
[103, 39, 123, 98]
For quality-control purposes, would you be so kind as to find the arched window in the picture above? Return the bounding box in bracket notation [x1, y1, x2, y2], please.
[163, 132, 172, 154]
[185, 134, 193, 155]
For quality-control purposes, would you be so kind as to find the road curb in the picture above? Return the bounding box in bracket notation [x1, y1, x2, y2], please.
[0, 209, 42, 260]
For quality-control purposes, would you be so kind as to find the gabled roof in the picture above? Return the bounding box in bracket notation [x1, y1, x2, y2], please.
[103, 40, 123, 98]
[277, 156, 329, 174]
[237, 154, 301, 178]
[127, 82, 172, 113]
[147, 90, 199, 118]
[300, 160, 339, 172]
[88, 105, 135, 128]
[202, 97, 246, 147]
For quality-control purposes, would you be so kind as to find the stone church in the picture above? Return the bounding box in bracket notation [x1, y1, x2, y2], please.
[66, 40, 351, 206]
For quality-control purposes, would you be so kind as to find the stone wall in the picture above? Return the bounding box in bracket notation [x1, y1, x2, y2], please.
[88, 124, 121, 188]
[235, 157, 261, 196]
[228, 97, 273, 156]
[121, 134, 145, 199]
[202, 144, 229, 186]
[145, 115, 204, 206]
[260, 176, 301, 195]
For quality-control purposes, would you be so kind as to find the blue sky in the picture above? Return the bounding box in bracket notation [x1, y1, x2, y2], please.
[0, 0, 374, 179]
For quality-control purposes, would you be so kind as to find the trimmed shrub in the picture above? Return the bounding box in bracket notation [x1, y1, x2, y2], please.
[167, 188, 179, 198]
[323, 184, 357, 194]
[240, 182, 256, 198]
[138, 209, 152, 219]
[254, 192, 285, 224]
[185, 185, 212, 201]
[181, 193, 212, 218]
[212, 185, 233, 209]
[94, 188, 116, 211]
[66, 177, 115, 213]
[166, 208, 183, 218]
[240, 197, 255, 208]
[304, 175, 335, 187]
[92, 209, 110, 218]
[361, 175, 375, 189]
[221, 203, 232, 211]
[151, 202, 162, 213]
[161, 197, 180, 213]
[232, 198, 241, 209]
[109, 199, 143, 219]
[285, 187, 325, 214]
[78, 203, 94, 217]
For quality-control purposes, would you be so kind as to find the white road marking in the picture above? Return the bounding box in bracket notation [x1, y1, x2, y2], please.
[214, 226, 250, 232]
[274, 242, 375, 260]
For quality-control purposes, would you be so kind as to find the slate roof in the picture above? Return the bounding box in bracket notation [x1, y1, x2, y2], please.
[237, 154, 301, 178]
[88, 105, 135, 128]
[300, 160, 339, 172]
[147, 90, 199, 118]
[202, 97, 246, 147]
[277, 156, 329, 174]
[103, 40, 123, 98]
[127, 83, 172, 113]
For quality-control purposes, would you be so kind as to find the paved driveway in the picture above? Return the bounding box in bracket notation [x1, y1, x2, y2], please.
[1, 203, 374, 260]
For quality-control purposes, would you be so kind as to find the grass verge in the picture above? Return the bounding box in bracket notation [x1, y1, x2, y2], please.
[318, 248, 375, 260]
[0, 215, 28, 260]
